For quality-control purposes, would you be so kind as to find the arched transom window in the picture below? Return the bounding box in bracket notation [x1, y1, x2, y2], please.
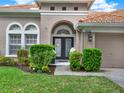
[9, 24, 21, 31]
[57, 29, 70, 35]
[52, 24, 74, 36]
[6, 22, 39, 56]
[25, 25, 37, 31]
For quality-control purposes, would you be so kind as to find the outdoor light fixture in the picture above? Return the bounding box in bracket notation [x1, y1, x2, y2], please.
[86, 30, 93, 42]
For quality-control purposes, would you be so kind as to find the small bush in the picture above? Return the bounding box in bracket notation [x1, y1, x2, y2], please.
[18, 57, 29, 64]
[30, 44, 56, 71]
[17, 49, 29, 64]
[17, 49, 28, 58]
[83, 48, 102, 72]
[42, 66, 49, 73]
[0, 56, 16, 66]
[69, 51, 82, 71]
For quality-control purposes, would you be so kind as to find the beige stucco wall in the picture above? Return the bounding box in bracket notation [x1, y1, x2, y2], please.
[0, 13, 87, 56]
[40, 15, 87, 50]
[0, 15, 40, 56]
[41, 3, 88, 11]
[81, 27, 124, 68]
[83, 32, 95, 49]
[81, 27, 124, 50]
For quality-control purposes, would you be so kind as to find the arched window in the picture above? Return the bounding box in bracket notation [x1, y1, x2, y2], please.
[25, 25, 37, 31]
[57, 29, 70, 35]
[52, 24, 73, 36]
[6, 23, 22, 55]
[9, 24, 21, 31]
[6, 22, 39, 56]
[24, 23, 39, 50]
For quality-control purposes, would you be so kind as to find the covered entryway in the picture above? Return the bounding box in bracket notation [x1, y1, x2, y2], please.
[96, 33, 124, 68]
[52, 21, 76, 59]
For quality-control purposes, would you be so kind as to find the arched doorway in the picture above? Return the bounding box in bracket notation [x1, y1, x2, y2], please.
[52, 21, 76, 59]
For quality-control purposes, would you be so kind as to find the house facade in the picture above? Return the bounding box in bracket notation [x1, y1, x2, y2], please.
[0, 0, 124, 67]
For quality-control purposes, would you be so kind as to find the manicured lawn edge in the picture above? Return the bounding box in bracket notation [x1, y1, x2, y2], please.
[0, 66, 123, 93]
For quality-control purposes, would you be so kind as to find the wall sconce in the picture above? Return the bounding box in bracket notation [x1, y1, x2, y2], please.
[87, 31, 93, 42]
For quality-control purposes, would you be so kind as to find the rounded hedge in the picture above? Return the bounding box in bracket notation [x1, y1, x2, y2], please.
[30, 44, 55, 56]
[83, 48, 102, 72]
[30, 44, 56, 71]
[69, 51, 82, 71]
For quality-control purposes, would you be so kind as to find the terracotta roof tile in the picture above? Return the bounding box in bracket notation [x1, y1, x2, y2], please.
[79, 10, 124, 23]
[88, 11, 106, 17]
[0, 4, 39, 9]
[112, 10, 124, 17]
[37, 0, 94, 3]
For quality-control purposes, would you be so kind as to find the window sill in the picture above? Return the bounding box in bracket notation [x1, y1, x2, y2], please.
[6, 55, 17, 58]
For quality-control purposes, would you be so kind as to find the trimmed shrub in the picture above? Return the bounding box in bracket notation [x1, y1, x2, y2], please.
[69, 51, 82, 71]
[42, 66, 49, 73]
[83, 48, 102, 72]
[0, 56, 16, 66]
[30, 44, 55, 56]
[17, 49, 29, 64]
[30, 44, 56, 71]
[17, 49, 28, 58]
[18, 57, 29, 64]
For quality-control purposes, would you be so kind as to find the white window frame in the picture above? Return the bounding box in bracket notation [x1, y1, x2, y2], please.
[6, 22, 40, 57]
[24, 23, 40, 50]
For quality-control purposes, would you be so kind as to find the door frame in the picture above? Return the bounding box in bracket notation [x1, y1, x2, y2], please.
[53, 37, 74, 59]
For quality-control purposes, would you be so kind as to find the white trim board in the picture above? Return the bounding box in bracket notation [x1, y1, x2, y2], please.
[40, 13, 88, 16]
[40, 11, 88, 16]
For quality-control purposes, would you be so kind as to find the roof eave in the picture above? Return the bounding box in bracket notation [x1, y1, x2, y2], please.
[77, 22, 124, 31]
[36, 0, 95, 4]
[0, 9, 40, 13]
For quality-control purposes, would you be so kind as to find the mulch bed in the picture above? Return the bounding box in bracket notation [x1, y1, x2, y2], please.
[0, 63, 56, 75]
[17, 63, 56, 75]
[48, 65, 56, 75]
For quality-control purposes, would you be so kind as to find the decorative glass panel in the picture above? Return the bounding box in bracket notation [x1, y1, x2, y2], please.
[57, 29, 70, 35]
[9, 34, 21, 55]
[9, 25, 21, 30]
[55, 38, 61, 57]
[25, 25, 37, 31]
[65, 38, 72, 57]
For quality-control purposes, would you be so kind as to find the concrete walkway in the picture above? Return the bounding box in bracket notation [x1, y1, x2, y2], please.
[104, 68, 124, 88]
[54, 65, 124, 88]
[54, 65, 104, 76]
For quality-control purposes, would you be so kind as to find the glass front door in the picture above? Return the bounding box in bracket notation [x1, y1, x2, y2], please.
[53, 37, 74, 59]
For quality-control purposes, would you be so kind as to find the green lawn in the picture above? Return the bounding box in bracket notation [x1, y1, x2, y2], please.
[0, 67, 124, 93]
